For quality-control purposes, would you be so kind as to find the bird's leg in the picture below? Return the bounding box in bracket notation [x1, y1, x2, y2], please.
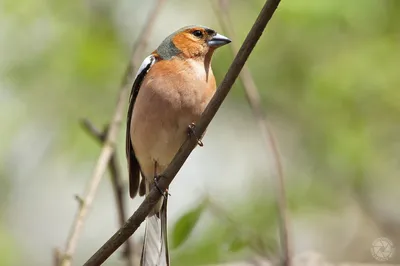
[153, 176, 166, 198]
[187, 122, 204, 147]
[153, 161, 170, 198]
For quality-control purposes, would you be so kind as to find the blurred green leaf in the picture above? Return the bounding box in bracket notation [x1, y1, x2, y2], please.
[228, 236, 247, 252]
[0, 226, 18, 266]
[171, 201, 207, 249]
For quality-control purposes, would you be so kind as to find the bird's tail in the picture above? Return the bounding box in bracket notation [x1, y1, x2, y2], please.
[140, 196, 170, 266]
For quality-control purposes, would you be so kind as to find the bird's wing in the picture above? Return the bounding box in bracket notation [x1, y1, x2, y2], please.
[126, 54, 157, 198]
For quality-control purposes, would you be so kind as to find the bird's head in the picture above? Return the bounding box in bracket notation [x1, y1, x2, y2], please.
[155, 25, 231, 60]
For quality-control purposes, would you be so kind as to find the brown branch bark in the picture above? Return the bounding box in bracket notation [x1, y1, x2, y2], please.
[83, 0, 282, 264]
[53, 248, 62, 266]
[80, 119, 134, 266]
[59, 1, 166, 265]
[211, 0, 291, 265]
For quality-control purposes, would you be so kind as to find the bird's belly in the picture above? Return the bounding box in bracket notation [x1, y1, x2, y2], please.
[149, 121, 187, 167]
[130, 84, 209, 175]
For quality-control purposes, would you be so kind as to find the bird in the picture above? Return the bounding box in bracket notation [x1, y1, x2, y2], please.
[126, 25, 231, 266]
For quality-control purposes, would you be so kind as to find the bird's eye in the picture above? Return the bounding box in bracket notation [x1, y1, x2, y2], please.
[192, 30, 203, 38]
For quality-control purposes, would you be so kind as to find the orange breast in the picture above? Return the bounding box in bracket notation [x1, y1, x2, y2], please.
[144, 58, 216, 109]
[130, 57, 216, 174]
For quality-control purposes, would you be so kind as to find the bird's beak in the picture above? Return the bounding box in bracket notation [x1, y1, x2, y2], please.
[207, 33, 231, 48]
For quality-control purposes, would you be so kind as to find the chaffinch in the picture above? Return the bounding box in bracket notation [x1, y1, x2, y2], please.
[126, 25, 231, 266]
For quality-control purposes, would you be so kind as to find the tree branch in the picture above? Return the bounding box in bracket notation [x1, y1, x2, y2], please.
[211, 0, 291, 265]
[53, 248, 62, 266]
[59, 1, 166, 265]
[83, 0, 282, 264]
[80, 119, 134, 266]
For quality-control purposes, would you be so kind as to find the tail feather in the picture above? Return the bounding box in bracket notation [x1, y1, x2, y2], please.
[140, 197, 169, 266]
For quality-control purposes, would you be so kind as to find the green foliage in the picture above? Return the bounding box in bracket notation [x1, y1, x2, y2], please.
[0, 226, 18, 266]
[228, 236, 247, 253]
[171, 232, 223, 266]
[171, 192, 279, 265]
[171, 200, 207, 249]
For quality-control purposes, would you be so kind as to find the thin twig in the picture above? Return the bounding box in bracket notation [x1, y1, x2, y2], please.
[81, 119, 107, 142]
[83, 1, 282, 264]
[80, 119, 134, 266]
[53, 248, 62, 266]
[59, 1, 166, 265]
[211, 0, 291, 265]
[121, 0, 166, 90]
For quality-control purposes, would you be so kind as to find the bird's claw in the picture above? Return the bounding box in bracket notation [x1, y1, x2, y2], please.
[154, 176, 171, 199]
[187, 123, 203, 147]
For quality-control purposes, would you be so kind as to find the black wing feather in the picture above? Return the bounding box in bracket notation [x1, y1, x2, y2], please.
[126, 55, 156, 198]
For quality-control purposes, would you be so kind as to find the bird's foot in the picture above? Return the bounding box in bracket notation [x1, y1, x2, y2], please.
[154, 176, 171, 199]
[187, 122, 204, 147]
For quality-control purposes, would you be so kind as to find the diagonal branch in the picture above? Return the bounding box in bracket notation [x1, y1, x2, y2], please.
[80, 119, 134, 266]
[59, 1, 166, 265]
[83, 0, 282, 265]
[211, 0, 291, 265]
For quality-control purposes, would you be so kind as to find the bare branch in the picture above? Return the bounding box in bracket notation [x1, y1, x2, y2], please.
[59, 1, 166, 265]
[83, 0, 282, 265]
[80, 119, 135, 265]
[80, 119, 106, 142]
[211, 0, 291, 265]
[53, 248, 62, 266]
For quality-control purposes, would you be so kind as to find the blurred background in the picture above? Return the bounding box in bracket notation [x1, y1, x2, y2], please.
[1, 0, 399, 265]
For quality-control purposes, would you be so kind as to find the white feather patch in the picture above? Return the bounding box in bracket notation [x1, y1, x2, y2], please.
[135, 55, 156, 79]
